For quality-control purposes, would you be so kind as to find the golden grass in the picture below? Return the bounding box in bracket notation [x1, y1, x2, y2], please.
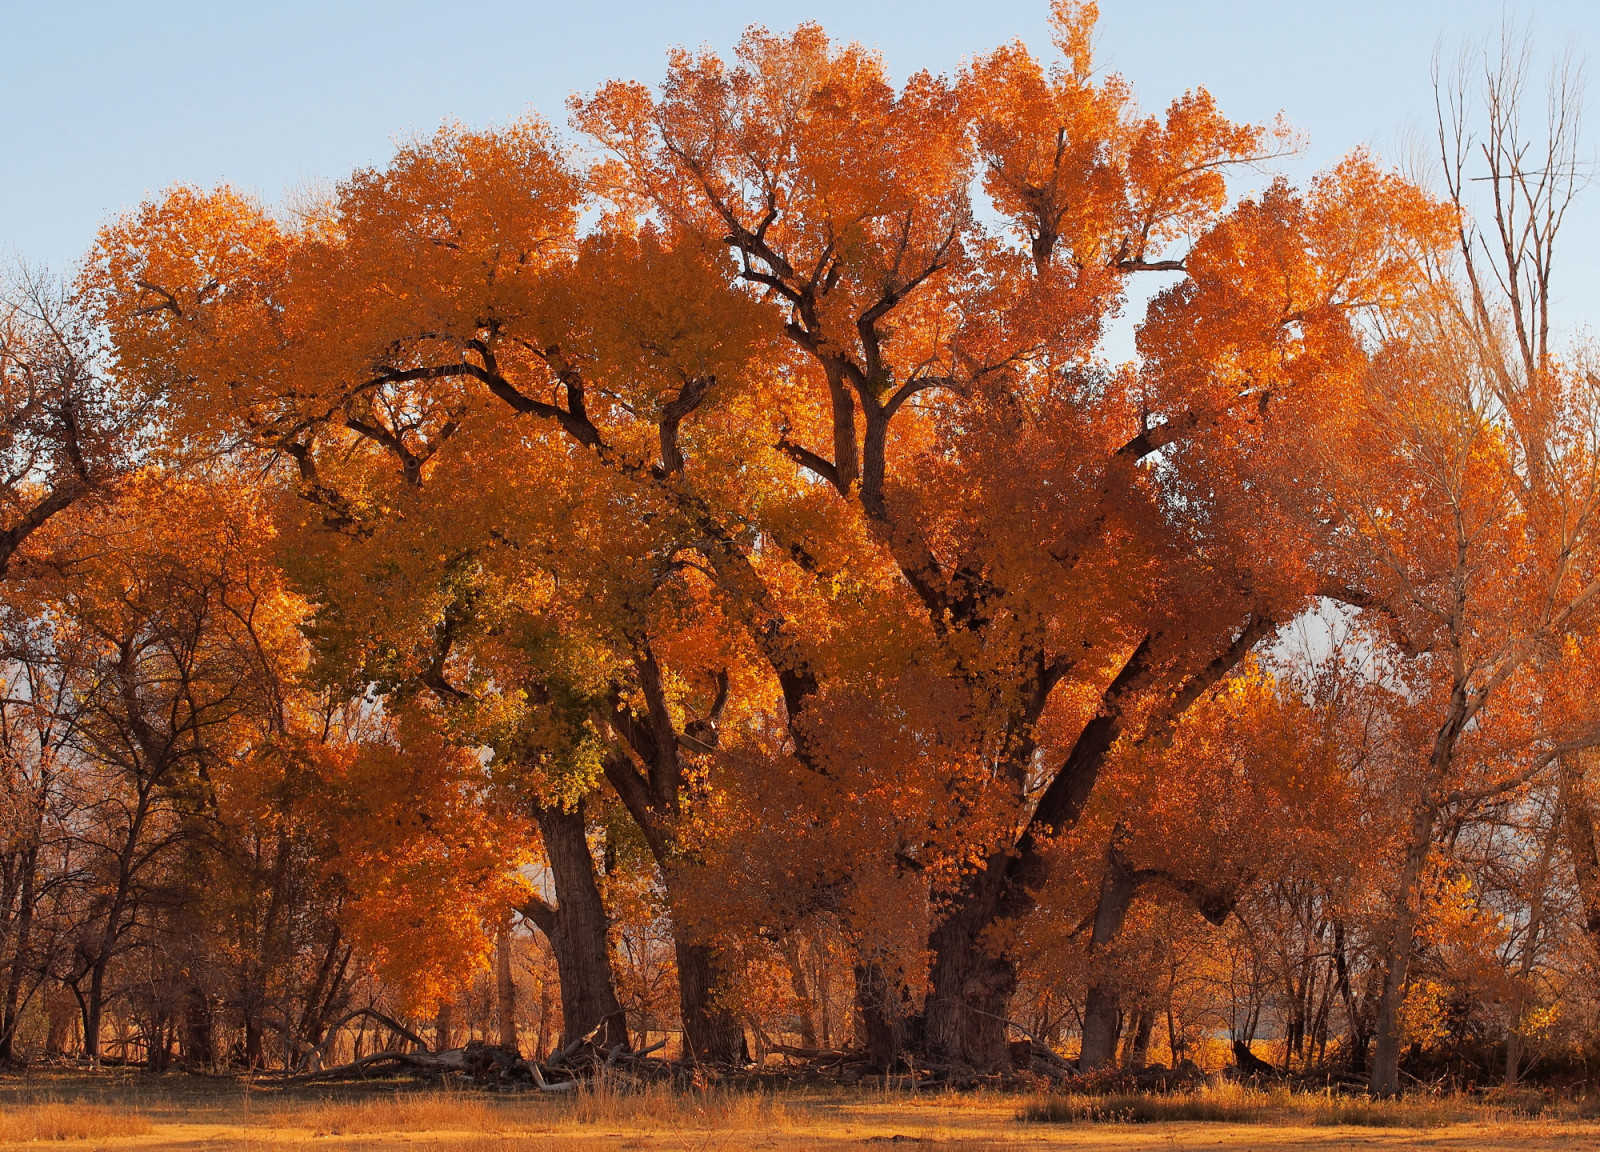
[0, 1074, 1596, 1151]
[0, 1100, 154, 1142]
[249, 1080, 790, 1136]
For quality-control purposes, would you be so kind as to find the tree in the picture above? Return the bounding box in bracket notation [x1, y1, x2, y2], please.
[0, 270, 135, 581]
[85, 3, 1461, 1072]
[572, 5, 1450, 1067]
[1285, 33, 1600, 1097]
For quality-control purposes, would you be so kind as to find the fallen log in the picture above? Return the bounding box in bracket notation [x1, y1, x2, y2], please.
[285, 1048, 454, 1084]
[295, 1008, 433, 1073]
[525, 1059, 579, 1092]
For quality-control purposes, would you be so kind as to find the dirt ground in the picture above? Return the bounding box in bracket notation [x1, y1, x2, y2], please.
[2, 1073, 1598, 1151]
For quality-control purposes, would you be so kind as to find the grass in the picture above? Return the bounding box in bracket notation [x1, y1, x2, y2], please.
[0, 1072, 1595, 1149]
[256, 1078, 792, 1135]
[0, 1100, 155, 1142]
[1020, 1081, 1460, 1127]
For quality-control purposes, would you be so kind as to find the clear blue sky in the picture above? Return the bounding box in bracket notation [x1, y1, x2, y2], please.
[4, 1, 1597, 334]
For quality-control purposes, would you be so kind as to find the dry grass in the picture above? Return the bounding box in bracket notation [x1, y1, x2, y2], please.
[251, 1079, 790, 1136]
[0, 1100, 154, 1142]
[0, 1073, 1596, 1150]
[1020, 1081, 1462, 1127]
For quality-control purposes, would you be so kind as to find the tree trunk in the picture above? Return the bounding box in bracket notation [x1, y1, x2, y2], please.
[181, 986, 215, 1068]
[534, 982, 552, 1058]
[1505, 797, 1559, 1086]
[0, 847, 36, 1062]
[522, 802, 628, 1052]
[244, 1014, 265, 1069]
[83, 954, 111, 1061]
[1560, 753, 1600, 942]
[854, 956, 908, 1072]
[920, 631, 1242, 1073]
[1079, 838, 1142, 1070]
[496, 919, 518, 1053]
[676, 934, 746, 1064]
[781, 934, 818, 1049]
[1369, 800, 1437, 1097]
[920, 852, 1016, 1070]
[816, 943, 833, 1048]
[45, 989, 74, 1055]
[1123, 1005, 1156, 1070]
[434, 1000, 453, 1052]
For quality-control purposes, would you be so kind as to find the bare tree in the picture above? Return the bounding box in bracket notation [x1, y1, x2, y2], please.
[0, 269, 135, 581]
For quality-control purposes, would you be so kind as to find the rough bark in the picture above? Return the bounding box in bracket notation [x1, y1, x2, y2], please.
[919, 641, 1159, 1069]
[920, 854, 1016, 1069]
[601, 657, 746, 1062]
[520, 801, 628, 1052]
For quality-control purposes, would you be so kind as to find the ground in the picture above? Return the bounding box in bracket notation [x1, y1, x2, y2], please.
[2, 1073, 1597, 1151]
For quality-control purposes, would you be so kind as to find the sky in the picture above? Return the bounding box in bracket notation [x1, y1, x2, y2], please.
[3, 0, 1598, 337]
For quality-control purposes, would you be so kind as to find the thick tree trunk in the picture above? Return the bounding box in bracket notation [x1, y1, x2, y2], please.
[1369, 800, 1437, 1097]
[675, 934, 746, 1064]
[920, 635, 1187, 1072]
[1080, 839, 1142, 1070]
[523, 802, 628, 1052]
[921, 853, 1015, 1070]
[599, 661, 749, 1064]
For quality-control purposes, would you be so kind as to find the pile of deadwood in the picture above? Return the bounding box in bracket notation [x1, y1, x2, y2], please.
[287, 1023, 1216, 1092]
[284, 1011, 1333, 1092]
[288, 1018, 671, 1091]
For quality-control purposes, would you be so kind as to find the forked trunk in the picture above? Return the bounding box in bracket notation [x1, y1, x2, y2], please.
[1123, 1005, 1156, 1069]
[920, 635, 1177, 1072]
[781, 934, 818, 1049]
[524, 802, 628, 1052]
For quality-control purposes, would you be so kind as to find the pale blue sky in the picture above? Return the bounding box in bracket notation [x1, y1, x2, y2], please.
[4, 1, 1597, 337]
